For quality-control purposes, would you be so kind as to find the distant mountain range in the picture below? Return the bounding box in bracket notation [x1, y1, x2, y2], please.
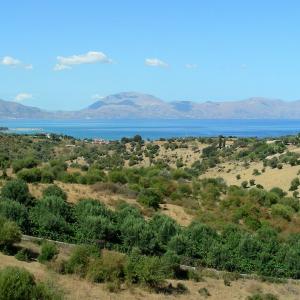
[1, 92, 300, 119]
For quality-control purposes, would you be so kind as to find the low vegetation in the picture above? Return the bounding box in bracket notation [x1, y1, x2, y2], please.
[1, 132, 300, 298]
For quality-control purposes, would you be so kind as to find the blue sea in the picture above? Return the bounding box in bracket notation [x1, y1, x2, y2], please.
[1, 119, 300, 140]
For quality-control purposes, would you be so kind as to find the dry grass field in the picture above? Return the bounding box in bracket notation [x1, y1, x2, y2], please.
[201, 160, 300, 194]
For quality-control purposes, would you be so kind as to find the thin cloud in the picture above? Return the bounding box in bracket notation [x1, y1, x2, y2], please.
[145, 58, 168, 68]
[54, 51, 113, 71]
[185, 63, 198, 69]
[1, 56, 33, 69]
[14, 93, 33, 102]
[92, 94, 105, 100]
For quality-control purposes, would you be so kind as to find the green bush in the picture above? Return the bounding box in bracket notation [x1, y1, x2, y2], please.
[247, 292, 278, 300]
[0, 266, 63, 300]
[0, 217, 21, 248]
[29, 196, 73, 240]
[38, 241, 59, 263]
[125, 253, 166, 288]
[271, 204, 293, 221]
[15, 248, 31, 262]
[138, 188, 162, 209]
[109, 171, 128, 184]
[269, 187, 286, 198]
[17, 168, 42, 183]
[42, 185, 67, 200]
[0, 200, 29, 232]
[84, 169, 106, 184]
[1, 179, 32, 206]
[12, 156, 38, 173]
[65, 245, 99, 277]
[33, 280, 64, 300]
[0, 267, 35, 300]
[41, 169, 55, 183]
[86, 250, 126, 283]
[252, 169, 261, 176]
[241, 181, 248, 188]
[249, 179, 255, 186]
[289, 177, 300, 191]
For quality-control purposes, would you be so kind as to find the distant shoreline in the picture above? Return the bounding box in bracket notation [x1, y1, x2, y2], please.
[0, 119, 300, 141]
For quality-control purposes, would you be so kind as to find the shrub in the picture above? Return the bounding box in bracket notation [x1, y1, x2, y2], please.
[42, 185, 67, 200]
[84, 169, 106, 184]
[175, 282, 188, 294]
[0, 266, 63, 300]
[29, 196, 73, 240]
[1, 179, 32, 206]
[247, 292, 278, 300]
[0, 217, 21, 248]
[252, 169, 261, 176]
[38, 241, 59, 263]
[109, 171, 127, 184]
[86, 250, 126, 283]
[236, 174, 241, 180]
[17, 168, 42, 183]
[12, 157, 38, 173]
[138, 188, 162, 209]
[269, 187, 286, 198]
[15, 248, 31, 262]
[241, 181, 248, 188]
[33, 280, 64, 300]
[0, 200, 29, 232]
[41, 169, 55, 183]
[0, 267, 35, 300]
[65, 245, 99, 277]
[271, 204, 293, 221]
[289, 177, 300, 191]
[172, 169, 191, 180]
[161, 250, 181, 278]
[125, 252, 166, 288]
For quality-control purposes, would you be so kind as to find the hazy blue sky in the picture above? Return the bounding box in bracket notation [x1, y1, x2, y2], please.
[1, 0, 300, 110]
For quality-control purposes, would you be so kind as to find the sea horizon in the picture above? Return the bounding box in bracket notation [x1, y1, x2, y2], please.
[1, 118, 300, 140]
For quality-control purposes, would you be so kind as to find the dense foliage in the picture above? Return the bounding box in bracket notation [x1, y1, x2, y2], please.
[1, 178, 300, 279]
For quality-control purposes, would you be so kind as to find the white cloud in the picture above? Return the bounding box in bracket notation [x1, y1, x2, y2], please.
[145, 58, 168, 68]
[185, 63, 198, 69]
[14, 93, 33, 102]
[54, 51, 113, 71]
[1, 56, 21, 66]
[1, 56, 33, 69]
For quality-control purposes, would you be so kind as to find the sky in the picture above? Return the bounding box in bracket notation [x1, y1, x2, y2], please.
[1, 0, 300, 110]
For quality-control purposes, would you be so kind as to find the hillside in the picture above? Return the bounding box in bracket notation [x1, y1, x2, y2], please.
[0, 99, 51, 119]
[2, 92, 300, 119]
[2, 133, 300, 299]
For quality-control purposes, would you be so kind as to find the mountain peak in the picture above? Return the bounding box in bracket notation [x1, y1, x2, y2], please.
[0, 93, 300, 119]
[86, 91, 164, 110]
